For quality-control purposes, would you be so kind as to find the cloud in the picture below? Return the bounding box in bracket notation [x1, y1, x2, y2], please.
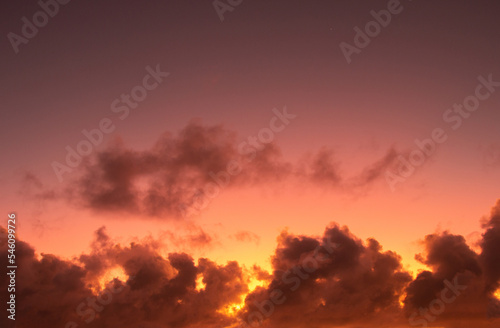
[0, 225, 248, 328]
[400, 201, 500, 327]
[158, 223, 216, 252]
[239, 224, 412, 328]
[480, 199, 500, 293]
[236, 202, 500, 328]
[47, 121, 405, 219]
[68, 121, 289, 218]
[2, 200, 500, 327]
[232, 231, 261, 245]
[404, 232, 482, 310]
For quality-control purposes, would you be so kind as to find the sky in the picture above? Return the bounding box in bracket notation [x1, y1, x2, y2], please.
[1, 0, 500, 327]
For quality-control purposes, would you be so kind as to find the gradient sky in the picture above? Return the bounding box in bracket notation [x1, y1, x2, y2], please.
[1, 1, 500, 328]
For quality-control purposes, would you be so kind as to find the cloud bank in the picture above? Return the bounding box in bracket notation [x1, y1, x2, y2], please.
[2, 201, 500, 328]
[46, 121, 406, 219]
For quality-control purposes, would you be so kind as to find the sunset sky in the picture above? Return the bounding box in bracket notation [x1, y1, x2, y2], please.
[1, 1, 500, 327]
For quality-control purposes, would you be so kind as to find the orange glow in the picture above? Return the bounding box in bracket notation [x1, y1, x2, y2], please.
[399, 293, 407, 308]
[218, 277, 266, 317]
[195, 274, 206, 292]
[96, 267, 128, 291]
[219, 302, 244, 317]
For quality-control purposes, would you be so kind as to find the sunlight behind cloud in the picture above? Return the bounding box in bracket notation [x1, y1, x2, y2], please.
[97, 266, 128, 291]
[195, 274, 206, 292]
[218, 276, 266, 317]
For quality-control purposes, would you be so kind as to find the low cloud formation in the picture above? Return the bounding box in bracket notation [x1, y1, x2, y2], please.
[239, 224, 412, 328]
[0, 226, 247, 328]
[402, 201, 500, 327]
[398, 202, 500, 327]
[47, 121, 405, 219]
[480, 201, 500, 294]
[2, 201, 499, 328]
[237, 200, 499, 328]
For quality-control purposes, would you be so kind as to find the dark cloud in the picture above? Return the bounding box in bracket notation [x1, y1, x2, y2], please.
[47, 121, 405, 219]
[298, 148, 342, 185]
[236, 202, 500, 328]
[2, 200, 500, 328]
[404, 232, 482, 310]
[0, 225, 248, 328]
[69, 121, 290, 218]
[349, 147, 400, 188]
[238, 224, 412, 328]
[401, 203, 500, 327]
[480, 200, 500, 293]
